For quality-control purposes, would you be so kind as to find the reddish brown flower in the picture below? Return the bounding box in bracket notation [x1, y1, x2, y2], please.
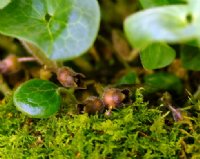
[102, 88, 131, 109]
[57, 67, 85, 88]
[78, 96, 105, 114]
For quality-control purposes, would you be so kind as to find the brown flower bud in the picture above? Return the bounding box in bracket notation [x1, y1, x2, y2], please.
[102, 88, 131, 109]
[57, 67, 85, 88]
[0, 55, 21, 74]
[78, 96, 105, 114]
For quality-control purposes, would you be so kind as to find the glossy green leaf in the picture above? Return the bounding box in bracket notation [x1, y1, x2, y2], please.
[124, 5, 197, 49]
[140, 43, 176, 69]
[13, 79, 61, 118]
[144, 72, 183, 94]
[0, 0, 11, 9]
[181, 45, 200, 70]
[0, 0, 100, 61]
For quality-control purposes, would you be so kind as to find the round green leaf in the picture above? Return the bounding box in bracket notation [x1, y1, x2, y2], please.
[0, 0, 100, 61]
[140, 43, 176, 69]
[13, 79, 61, 118]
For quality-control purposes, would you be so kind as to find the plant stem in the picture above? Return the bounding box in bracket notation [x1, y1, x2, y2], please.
[193, 85, 200, 100]
[0, 75, 12, 96]
[18, 57, 37, 62]
[20, 40, 59, 72]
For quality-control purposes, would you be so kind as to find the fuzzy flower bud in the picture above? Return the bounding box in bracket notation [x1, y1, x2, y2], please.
[0, 55, 21, 74]
[78, 96, 105, 114]
[102, 88, 131, 109]
[57, 67, 85, 88]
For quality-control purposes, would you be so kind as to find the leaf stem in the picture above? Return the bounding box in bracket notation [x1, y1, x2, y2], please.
[20, 40, 59, 72]
[18, 57, 37, 62]
[0, 75, 12, 96]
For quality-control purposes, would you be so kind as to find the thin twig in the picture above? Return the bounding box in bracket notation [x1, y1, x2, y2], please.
[18, 57, 37, 62]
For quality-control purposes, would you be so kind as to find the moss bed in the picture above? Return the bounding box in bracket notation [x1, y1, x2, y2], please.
[0, 89, 200, 159]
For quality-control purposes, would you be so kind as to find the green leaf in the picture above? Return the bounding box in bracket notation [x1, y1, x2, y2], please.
[0, 0, 100, 61]
[0, 0, 11, 9]
[139, 0, 170, 9]
[188, 0, 200, 17]
[117, 71, 137, 85]
[13, 79, 61, 118]
[188, 0, 200, 45]
[124, 5, 197, 49]
[139, 0, 186, 9]
[140, 43, 176, 69]
[181, 45, 200, 70]
[144, 72, 183, 94]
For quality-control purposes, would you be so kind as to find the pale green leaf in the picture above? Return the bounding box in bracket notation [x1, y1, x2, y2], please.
[124, 5, 197, 49]
[0, 0, 100, 61]
[0, 0, 11, 9]
[140, 43, 176, 69]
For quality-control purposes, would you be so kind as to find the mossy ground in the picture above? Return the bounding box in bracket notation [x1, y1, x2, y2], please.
[0, 89, 199, 159]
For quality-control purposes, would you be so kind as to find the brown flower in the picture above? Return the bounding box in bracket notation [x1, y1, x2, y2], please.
[57, 67, 85, 88]
[0, 55, 21, 74]
[78, 96, 105, 114]
[102, 88, 131, 109]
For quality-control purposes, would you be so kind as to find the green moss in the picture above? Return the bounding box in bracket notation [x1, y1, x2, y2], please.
[0, 89, 200, 159]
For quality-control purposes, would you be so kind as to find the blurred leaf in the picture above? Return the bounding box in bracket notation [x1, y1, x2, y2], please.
[186, 40, 199, 47]
[117, 71, 137, 85]
[0, 0, 100, 61]
[124, 5, 197, 49]
[188, 0, 200, 17]
[139, 0, 186, 9]
[144, 72, 183, 94]
[181, 45, 200, 70]
[112, 29, 131, 61]
[140, 43, 176, 69]
[0, 0, 11, 9]
[139, 0, 170, 8]
[188, 0, 200, 45]
[13, 79, 61, 118]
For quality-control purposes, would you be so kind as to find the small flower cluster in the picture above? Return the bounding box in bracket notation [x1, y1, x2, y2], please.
[77, 88, 131, 115]
[56, 66, 132, 115]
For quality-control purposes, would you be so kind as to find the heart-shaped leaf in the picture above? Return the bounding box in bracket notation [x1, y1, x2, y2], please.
[0, 0, 100, 61]
[13, 79, 61, 118]
[140, 43, 176, 69]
